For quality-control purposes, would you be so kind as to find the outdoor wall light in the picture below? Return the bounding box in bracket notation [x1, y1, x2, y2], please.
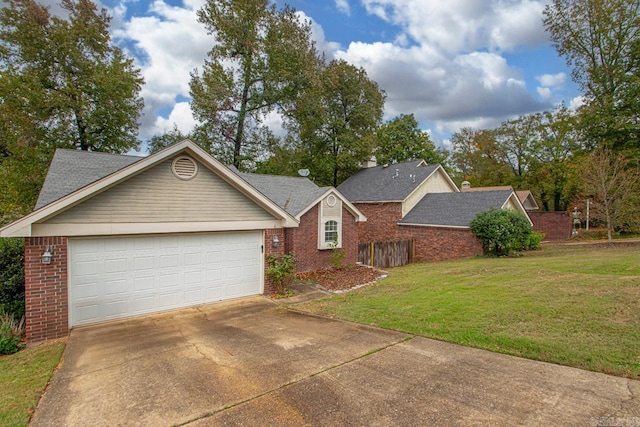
[42, 246, 53, 264]
[272, 235, 280, 248]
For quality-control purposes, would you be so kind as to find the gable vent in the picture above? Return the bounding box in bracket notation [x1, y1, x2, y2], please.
[171, 156, 198, 180]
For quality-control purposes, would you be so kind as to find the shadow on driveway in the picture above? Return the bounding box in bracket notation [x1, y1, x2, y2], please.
[31, 292, 639, 426]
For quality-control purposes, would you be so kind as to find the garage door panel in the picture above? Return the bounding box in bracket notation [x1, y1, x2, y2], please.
[69, 232, 263, 326]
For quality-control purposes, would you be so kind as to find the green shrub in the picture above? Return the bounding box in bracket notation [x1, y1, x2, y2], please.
[266, 253, 296, 295]
[0, 238, 25, 320]
[0, 310, 24, 355]
[330, 247, 346, 269]
[470, 208, 540, 256]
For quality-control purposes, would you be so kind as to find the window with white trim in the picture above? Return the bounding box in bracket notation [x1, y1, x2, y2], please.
[318, 194, 342, 249]
[324, 220, 338, 245]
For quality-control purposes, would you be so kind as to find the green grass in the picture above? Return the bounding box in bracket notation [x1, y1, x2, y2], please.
[0, 342, 65, 426]
[294, 244, 640, 378]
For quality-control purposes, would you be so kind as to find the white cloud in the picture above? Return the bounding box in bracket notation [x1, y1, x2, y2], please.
[335, 0, 351, 16]
[568, 95, 586, 111]
[112, 0, 210, 139]
[337, 41, 547, 135]
[102, 0, 571, 144]
[297, 11, 341, 58]
[537, 86, 552, 99]
[360, 0, 548, 53]
[537, 72, 567, 87]
[152, 102, 199, 136]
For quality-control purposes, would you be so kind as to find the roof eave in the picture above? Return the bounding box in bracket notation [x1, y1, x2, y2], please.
[0, 140, 298, 237]
[295, 188, 367, 222]
[398, 222, 470, 229]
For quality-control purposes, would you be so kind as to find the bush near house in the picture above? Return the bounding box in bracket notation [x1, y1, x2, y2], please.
[470, 208, 542, 256]
[0, 238, 25, 320]
[266, 253, 296, 295]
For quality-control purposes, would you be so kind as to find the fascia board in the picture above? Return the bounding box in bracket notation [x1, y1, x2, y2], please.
[0, 140, 298, 237]
[296, 188, 367, 222]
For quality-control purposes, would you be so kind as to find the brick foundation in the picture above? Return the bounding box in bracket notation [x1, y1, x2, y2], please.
[286, 205, 359, 273]
[24, 236, 68, 343]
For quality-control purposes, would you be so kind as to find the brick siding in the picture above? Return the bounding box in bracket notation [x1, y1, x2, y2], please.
[528, 211, 571, 241]
[397, 225, 483, 261]
[285, 204, 359, 273]
[355, 203, 404, 242]
[263, 228, 286, 295]
[24, 236, 68, 343]
[355, 203, 483, 261]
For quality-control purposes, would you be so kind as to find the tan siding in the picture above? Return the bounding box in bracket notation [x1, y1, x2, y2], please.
[44, 157, 276, 224]
[403, 169, 457, 216]
[505, 198, 518, 210]
[322, 196, 342, 217]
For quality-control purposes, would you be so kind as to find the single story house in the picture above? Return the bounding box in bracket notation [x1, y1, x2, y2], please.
[337, 159, 532, 262]
[0, 140, 365, 343]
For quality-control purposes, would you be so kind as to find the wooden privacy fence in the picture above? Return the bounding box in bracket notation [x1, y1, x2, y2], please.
[358, 239, 414, 268]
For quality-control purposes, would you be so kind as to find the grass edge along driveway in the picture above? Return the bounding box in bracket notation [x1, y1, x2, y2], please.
[0, 341, 65, 426]
[293, 244, 640, 379]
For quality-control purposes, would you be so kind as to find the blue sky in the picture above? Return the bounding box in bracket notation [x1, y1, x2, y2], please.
[92, 0, 583, 149]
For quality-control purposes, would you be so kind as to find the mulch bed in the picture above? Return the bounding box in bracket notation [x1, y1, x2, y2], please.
[297, 265, 385, 291]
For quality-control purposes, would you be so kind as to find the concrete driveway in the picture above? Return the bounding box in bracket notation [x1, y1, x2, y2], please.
[31, 291, 639, 426]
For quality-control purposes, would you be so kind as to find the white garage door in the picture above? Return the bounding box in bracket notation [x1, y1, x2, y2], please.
[69, 232, 263, 326]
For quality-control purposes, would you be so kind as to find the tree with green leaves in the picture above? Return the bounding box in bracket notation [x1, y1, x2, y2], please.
[375, 114, 447, 166]
[576, 148, 639, 241]
[527, 106, 583, 211]
[543, 0, 640, 154]
[0, 0, 144, 221]
[287, 59, 385, 187]
[189, 0, 319, 170]
[0, 0, 144, 152]
[449, 127, 512, 188]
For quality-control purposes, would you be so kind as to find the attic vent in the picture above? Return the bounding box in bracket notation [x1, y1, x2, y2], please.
[171, 156, 198, 180]
[326, 194, 337, 207]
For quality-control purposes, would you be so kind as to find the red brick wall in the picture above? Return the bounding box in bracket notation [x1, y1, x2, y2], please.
[264, 228, 286, 295]
[528, 211, 571, 241]
[355, 202, 403, 242]
[285, 204, 359, 273]
[355, 202, 484, 262]
[24, 236, 68, 343]
[397, 226, 484, 261]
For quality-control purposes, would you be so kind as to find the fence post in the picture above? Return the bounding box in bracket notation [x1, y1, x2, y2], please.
[369, 242, 374, 267]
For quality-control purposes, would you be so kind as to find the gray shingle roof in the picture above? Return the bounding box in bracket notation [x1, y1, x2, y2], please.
[35, 149, 327, 217]
[238, 172, 327, 217]
[35, 149, 143, 209]
[337, 160, 440, 202]
[399, 190, 515, 227]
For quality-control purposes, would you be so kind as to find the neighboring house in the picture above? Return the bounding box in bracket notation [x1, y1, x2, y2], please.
[0, 140, 364, 343]
[461, 184, 540, 211]
[338, 160, 532, 262]
[515, 190, 539, 211]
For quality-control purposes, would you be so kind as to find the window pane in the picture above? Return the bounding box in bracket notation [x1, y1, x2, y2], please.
[324, 220, 338, 243]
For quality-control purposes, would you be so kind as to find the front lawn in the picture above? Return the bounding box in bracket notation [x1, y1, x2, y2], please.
[293, 244, 640, 378]
[0, 341, 65, 426]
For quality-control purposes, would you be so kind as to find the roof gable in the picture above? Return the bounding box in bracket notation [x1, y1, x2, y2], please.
[337, 160, 449, 202]
[238, 171, 365, 221]
[0, 140, 297, 237]
[44, 156, 277, 224]
[399, 190, 530, 228]
[36, 149, 143, 209]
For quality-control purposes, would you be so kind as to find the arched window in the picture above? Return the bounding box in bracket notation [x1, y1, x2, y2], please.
[324, 220, 338, 244]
